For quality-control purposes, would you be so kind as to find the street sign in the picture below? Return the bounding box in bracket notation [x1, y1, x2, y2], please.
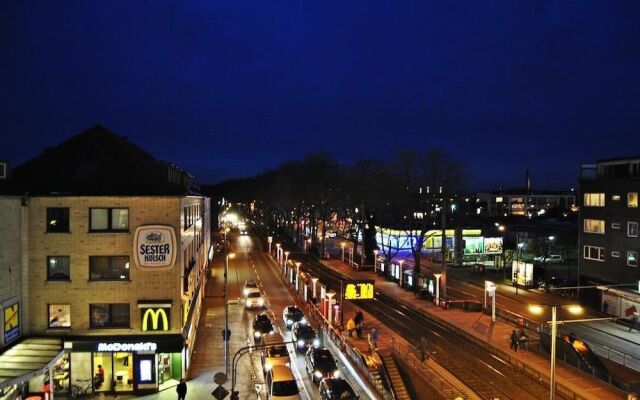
[212, 385, 229, 400]
[344, 280, 375, 300]
[214, 372, 227, 385]
[222, 328, 231, 341]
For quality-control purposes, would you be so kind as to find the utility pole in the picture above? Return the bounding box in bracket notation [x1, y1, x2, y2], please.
[441, 197, 447, 301]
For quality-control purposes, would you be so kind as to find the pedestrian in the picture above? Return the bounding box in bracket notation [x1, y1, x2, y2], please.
[177, 378, 187, 400]
[346, 318, 356, 337]
[629, 312, 640, 333]
[371, 328, 379, 349]
[510, 330, 519, 351]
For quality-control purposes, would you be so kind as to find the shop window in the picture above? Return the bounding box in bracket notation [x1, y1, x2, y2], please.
[52, 354, 70, 395]
[47, 207, 70, 232]
[90, 303, 130, 328]
[93, 353, 112, 392]
[612, 194, 621, 201]
[158, 353, 182, 391]
[584, 219, 605, 234]
[628, 251, 638, 267]
[583, 245, 605, 262]
[629, 193, 639, 208]
[48, 304, 71, 328]
[583, 193, 605, 207]
[47, 256, 71, 280]
[90, 208, 129, 232]
[612, 222, 621, 229]
[612, 251, 620, 258]
[89, 256, 130, 280]
[628, 222, 639, 238]
[113, 352, 134, 392]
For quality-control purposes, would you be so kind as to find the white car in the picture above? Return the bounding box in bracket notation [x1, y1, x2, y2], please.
[245, 287, 266, 309]
[244, 279, 259, 296]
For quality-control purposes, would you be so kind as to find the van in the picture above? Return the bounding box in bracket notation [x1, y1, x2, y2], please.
[262, 333, 290, 372]
[266, 365, 300, 400]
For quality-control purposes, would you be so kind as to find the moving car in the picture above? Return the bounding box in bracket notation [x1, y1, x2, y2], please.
[282, 305, 306, 329]
[319, 378, 359, 400]
[305, 347, 339, 384]
[253, 313, 275, 345]
[262, 333, 291, 372]
[291, 321, 319, 352]
[245, 287, 266, 310]
[244, 279, 259, 296]
[266, 365, 301, 400]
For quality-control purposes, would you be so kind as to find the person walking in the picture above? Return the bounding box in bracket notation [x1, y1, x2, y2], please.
[510, 330, 519, 351]
[371, 328, 379, 349]
[354, 310, 364, 338]
[346, 318, 356, 337]
[629, 312, 640, 333]
[177, 378, 187, 400]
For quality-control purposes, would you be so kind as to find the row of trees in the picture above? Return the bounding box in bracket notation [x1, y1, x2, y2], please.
[208, 148, 469, 278]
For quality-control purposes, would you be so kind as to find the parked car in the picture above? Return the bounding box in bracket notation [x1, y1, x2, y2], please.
[245, 287, 266, 310]
[538, 276, 569, 294]
[534, 255, 564, 264]
[305, 347, 340, 384]
[244, 279, 259, 296]
[319, 378, 359, 400]
[282, 305, 306, 329]
[291, 322, 319, 352]
[253, 313, 275, 345]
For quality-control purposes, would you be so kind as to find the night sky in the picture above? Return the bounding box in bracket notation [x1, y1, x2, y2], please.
[2, 1, 640, 190]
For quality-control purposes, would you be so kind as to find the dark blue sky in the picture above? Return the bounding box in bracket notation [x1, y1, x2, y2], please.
[2, 1, 640, 190]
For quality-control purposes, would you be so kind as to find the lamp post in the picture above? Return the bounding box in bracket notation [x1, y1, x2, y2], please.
[341, 242, 346, 263]
[284, 251, 290, 268]
[307, 238, 312, 252]
[268, 236, 273, 253]
[433, 273, 442, 306]
[529, 304, 584, 400]
[295, 262, 301, 290]
[224, 252, 236, 375]
[398, 260, 405, 287]
[373, 250, 379, 273]
[326, 292, 336, 326]
[275, 243, 281, 262]
[484, 281, 496, 322]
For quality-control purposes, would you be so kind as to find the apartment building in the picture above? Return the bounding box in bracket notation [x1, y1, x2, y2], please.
[0, 125, 211, 398]
[579, 157, 640, 314]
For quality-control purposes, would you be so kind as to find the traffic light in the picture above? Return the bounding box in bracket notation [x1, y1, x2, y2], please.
[231, 390, 239, 400]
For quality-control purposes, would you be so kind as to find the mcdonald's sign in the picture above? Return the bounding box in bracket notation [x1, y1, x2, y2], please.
[141, 307, 170, 332]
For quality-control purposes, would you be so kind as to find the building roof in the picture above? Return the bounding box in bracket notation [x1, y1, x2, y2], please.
[0, 338, 64, 391]
[1, 124, 198, 196]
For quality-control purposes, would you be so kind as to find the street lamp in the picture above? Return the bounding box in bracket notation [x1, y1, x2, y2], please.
[373, 250, 379, 272]
[311, 277, 319, 300]
[341, 242, 346, 263]
[275, 243, 281, 262]
[267, 236, 273, 253]
[398, 260, 405, 287]
[433, 273, 442, 306]
[295, 262, 301, 290]
[529, 303, 583, 400]
[284, 251, 290, 268]
[326, 291, 336, 326]
[224, 252, 236, 375]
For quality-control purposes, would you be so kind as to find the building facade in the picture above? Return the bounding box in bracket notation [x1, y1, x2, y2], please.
[477, 190, 576, 218]
[579, 158, 640, 313]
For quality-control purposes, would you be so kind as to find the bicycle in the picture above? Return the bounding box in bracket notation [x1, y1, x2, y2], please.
[71, 378, 92, 398]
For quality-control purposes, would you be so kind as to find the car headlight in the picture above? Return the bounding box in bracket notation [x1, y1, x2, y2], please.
[314, 371, 323, 379]
[300, 318, 307, 324]
[313, 339, 320, 347]
[285, 362, 290, 367]
[287, 319, 293, 325]
[254, 331, 261, 338]
[244, 289, 249, 296]
[333, 370, 340, 378]
[269, 330, 275, 334]
[246, 300, 252, 306]
[297, 340, 304, 347]
[264, 363, 272, 371]
[258, 299, 264, 306]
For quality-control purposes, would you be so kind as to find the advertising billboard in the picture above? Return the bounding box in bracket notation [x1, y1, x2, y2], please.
[483, 237, 503, 254]
[133, 225, 177, 269]
[3, 301, 19, 345]
[344, 281, 375, 300]
[463, 237, 484, 255]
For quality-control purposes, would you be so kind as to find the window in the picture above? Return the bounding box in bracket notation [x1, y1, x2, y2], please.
[628, 251, 638, 267]
[48, 304, 71, 328]
[629, 193, 639, 208]
[47, 256, 70, 281]
[89, 256, 130, 280]
[612, 222, 621, 229]
[90, 303, 130, 328]
[612, 195, 621, 201]
[90, 208, 129, 232]
[612, 251, 620, 258]
[46, 208, 69, 232]
[584, 219, 605, 234]
[584, 193, 605, 207]
[629, 222, 639, 238]
[583, 245, 605, 261]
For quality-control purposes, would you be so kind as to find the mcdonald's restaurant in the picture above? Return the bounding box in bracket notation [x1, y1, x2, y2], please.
[54, 301, 186, 396]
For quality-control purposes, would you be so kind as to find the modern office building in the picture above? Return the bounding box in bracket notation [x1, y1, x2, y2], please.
[579, 157, 640, 314]
[0, 125, 211, 398]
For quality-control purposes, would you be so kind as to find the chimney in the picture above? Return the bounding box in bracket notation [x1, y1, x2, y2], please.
[525, 169, 531, 193]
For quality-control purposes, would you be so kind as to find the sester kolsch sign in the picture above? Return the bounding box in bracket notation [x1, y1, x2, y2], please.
[133, 225, 177, 269]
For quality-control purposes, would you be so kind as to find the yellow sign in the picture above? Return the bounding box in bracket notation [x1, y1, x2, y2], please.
[344, 283, 374, 300]
[4, 302, 20, 343]
[141, 308, 169, 331]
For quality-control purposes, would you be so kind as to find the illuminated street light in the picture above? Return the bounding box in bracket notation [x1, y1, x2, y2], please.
[433, 273, 441, 306]
[373, 250, 379, 272]
[284, 251, 290, 268]
[341, 242, 346, 263]
[295, 262, 301, 290]
[398, 260, 405, 287]
[311, 277, 319, 299]
[326, 291, 336, 326]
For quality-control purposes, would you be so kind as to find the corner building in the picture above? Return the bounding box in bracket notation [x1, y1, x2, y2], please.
[0, 125, 211, 397]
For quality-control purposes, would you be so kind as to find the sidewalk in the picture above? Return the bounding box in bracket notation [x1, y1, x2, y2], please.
[320, 258, 628, 400]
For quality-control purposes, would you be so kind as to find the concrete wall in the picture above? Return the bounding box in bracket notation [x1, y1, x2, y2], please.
[0, 197, 24, 348]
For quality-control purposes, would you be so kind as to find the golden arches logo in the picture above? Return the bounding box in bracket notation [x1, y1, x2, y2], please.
[142, 308, 169, 331]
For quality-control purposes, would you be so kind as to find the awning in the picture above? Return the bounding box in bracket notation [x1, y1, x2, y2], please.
[0, 337, 64, 390]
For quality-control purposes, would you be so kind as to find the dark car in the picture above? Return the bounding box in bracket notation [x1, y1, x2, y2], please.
[319, 378, 359, 400]
[282, 305, 306, 329]
[253, 313, 275, 345]
[291, 321, 319, 352]
[538, 276, 569, 294]
[305, 347, 339, 384]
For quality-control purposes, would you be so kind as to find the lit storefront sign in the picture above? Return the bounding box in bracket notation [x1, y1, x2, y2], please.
[344, 281, 375, 300]
[133, 225, 177, 269]
[96, 342, 158, 352]
[141, 308, 170, 332]
[512, 260, 533, 287]
[3, 301, 20, 344]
